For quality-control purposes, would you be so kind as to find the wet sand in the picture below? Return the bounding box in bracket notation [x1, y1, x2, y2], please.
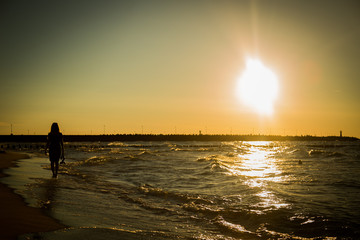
[0, 151, 65, 240]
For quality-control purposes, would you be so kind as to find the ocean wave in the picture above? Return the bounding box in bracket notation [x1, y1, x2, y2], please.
[138, 184, 213, 206]
[120, 193, 175, 215]
[212, 216, 255, 236]
[138, 150, 158, 157]
[108, 142, 128, 147]
[182, 202, 220, 218]
[67, 156, 111, 167]
[197, 155, 225, 170]
[307, 149, 347, 159]
[308, 149, 326, 156]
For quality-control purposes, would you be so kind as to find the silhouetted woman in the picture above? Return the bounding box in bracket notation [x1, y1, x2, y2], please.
[45, 122, 64, 177]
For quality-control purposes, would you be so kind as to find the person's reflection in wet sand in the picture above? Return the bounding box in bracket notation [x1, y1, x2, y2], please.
[39, 178, 59, 213]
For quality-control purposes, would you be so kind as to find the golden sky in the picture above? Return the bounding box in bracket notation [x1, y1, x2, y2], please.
[1, 0, 360, 137]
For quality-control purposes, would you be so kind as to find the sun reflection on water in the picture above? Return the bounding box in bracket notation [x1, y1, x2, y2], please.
[227, 142, 289, 210]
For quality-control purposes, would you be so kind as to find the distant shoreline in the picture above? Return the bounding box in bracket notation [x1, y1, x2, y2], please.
[0, 134, 358, 143]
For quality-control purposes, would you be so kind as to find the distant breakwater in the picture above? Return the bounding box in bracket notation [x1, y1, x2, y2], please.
[0, 134, 358, 143]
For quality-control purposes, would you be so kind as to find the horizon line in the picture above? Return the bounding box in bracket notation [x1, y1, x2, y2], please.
[1, 134, 358, 142]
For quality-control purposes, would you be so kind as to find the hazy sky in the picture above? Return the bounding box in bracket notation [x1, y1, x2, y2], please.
[1, 0, 360, 137]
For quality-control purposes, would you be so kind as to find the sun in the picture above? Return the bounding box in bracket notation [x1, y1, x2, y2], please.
[236, 59, 279, 115]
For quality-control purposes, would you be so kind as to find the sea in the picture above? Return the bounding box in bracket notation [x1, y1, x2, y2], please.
[2, 140, 360, 239]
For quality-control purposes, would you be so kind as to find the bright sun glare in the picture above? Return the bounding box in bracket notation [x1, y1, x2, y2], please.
[237, 59, 279, 115]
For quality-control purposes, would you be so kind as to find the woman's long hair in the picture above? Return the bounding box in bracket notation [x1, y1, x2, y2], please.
[50, 122, 60, 134]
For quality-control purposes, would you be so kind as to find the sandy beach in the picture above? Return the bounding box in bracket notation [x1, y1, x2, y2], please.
[0, 151, 65, 240]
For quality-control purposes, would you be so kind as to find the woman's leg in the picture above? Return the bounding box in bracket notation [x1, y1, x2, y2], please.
[51, 161, 55, 176]
[50, 152, 60, 177]
[54, 161, 59, 176]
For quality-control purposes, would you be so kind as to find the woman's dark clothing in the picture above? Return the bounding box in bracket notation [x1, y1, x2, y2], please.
[47, 132, 63, 162]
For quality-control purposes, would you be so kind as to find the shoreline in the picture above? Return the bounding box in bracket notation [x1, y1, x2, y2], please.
[0, 151, 65, 240]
